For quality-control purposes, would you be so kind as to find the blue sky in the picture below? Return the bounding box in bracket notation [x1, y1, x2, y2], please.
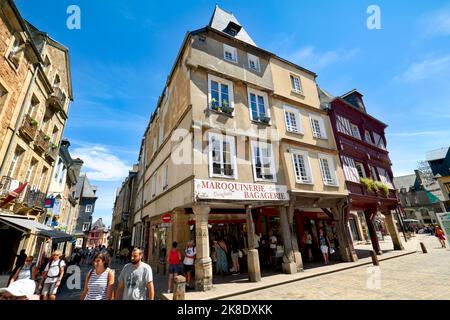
[15, 1, 450, 227]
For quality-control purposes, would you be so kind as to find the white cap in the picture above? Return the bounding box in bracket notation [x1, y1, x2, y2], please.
[0, 279, 36, 299]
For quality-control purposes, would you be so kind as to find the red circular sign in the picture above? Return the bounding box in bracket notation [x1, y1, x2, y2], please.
[162, 214, 171, 223]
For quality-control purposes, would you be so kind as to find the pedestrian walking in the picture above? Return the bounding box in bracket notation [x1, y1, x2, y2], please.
[39, 250, 66, 300]
[80, 252, 114, 300]
[318, 229, 331, 265]
[183, 241, 196, 290]
[115, 248, 154, 300]
[167, 242, 182, 293]
[435, 226, 447, 248]
[9, 255, 37, 284]
[269, 231, 278, 266]
[214, 238, 228, 276]
[303, 230, 314, 262]
[0, 279, 39, 300]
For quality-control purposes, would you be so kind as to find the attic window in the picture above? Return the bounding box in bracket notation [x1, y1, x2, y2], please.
[224, 21, 242, 37]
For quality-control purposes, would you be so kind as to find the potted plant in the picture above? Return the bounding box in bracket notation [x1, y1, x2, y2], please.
[360, 177, 378, 193]
[30, 118, 38, 126]
[210, 98, 219, 111]
[259, 116, 270, 124]
[376, 182, 389, 197]
[44, 135, 51, 141]
[51, 143, 58, 150]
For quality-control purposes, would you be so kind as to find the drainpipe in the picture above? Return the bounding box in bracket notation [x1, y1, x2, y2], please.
[0, 63, 40, 177]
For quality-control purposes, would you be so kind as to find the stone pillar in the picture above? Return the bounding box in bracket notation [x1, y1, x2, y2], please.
[384, 212, 404, 250]
[172, 275, 186, 300]
[333, 203, 358, 262]
[246, 205, 261, 282]
[364, 210, 382, 255]
[288, 200, 303, 271]
[279, 206, 298, 274]
[193, 205, 213, 291]
[172, 209, 190, 252]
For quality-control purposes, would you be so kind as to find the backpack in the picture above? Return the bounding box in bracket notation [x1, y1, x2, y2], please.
[46, 260, 63, 278]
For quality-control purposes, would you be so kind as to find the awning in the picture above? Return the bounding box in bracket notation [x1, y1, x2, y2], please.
[0, 215, 73, 243]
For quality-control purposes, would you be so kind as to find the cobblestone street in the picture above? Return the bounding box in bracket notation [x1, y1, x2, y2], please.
[223, 234, 450, 300]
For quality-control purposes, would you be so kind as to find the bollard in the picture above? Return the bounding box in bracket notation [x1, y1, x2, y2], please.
[370, 250, 379, 266]
[173, 275, 186, 300]
[420, 242, 428, 254]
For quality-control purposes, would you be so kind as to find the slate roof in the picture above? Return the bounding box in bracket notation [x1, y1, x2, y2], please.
[425, 147, 449, 162]
[209, 5, 256, 46]
[393, 174, 416, 191]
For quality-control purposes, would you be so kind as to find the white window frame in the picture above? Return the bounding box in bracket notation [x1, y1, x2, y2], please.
[208, 74, 235, 114]
[351, 124, 361, 140]
[7, 147, 24, 178]
[223, 44, 238, 63]
[369, 165, 379, 181]
[318, 154, 339, 186]
[85, 204, 93, 213]
[377, 167, 394, 189]
[309, 114, 328, 139]
[26, 159, 37, 184]
[355, 161, 367, 178]
[153, 136, 157, 156]
[290, 74, 303, 94]
[250, 140, 277, 182]
[208, 133, 238, 179]
[340, 156, 360, 183]
[283, 105, 303, 134]
[336, 115, 353, 136]
[247, 87, 270, 123]
[373, 132, 386, 150]
[151, 173, 157, 198]
[247, 53, 260, 72]
[364, 130, 373, 144]
[82, 223, 90, 232]
[162, 162, 169, 191]
[159, 121, 164, 146]
[291, 149, 313, 184]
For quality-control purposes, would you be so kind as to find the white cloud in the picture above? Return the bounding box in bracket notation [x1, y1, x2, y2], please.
[423, 7, 450, 37]
[285, 46, 360, 70]
[72, 146, 131, 181]
[398, 55, 450, 82]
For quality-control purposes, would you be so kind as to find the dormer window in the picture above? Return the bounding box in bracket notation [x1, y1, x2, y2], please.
[247, 53, 260, 72]
[223, 44, 237, 63]
[224, 21, 242, 37]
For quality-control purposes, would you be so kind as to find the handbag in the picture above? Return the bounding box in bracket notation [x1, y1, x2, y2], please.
[329, 248, 335, 254]
[238, 250, 243, 258]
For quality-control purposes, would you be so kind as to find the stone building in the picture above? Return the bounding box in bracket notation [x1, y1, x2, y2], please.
[128, 6, 357, 290]
[394, 170, 443, 228]
[111, 165, 138, 254]
[0, 0, 73, 272]
[87, 218, 109, 249]
[426, 147, 450, 212]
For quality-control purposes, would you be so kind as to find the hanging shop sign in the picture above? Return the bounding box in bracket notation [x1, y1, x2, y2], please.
[194, 179, 289, 201]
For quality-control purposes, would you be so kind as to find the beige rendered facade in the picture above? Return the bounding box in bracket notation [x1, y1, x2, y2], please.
[122, 6, 358, 291]
[0, 0, 72, 272]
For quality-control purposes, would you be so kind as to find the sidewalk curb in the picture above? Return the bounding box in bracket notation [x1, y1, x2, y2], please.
[161, 250, 417, 300]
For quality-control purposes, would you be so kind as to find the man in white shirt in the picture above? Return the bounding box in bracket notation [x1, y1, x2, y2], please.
[39, 250, 66, 300]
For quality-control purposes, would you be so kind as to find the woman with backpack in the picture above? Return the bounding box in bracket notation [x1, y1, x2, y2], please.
[9, 255, 37, 283]
[80, 252, 115, 300]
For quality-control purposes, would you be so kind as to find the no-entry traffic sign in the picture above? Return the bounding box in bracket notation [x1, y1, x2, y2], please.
[162, 213, 171, 223]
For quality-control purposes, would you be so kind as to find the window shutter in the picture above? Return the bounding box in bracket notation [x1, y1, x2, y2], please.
[341, 156, 360, 183]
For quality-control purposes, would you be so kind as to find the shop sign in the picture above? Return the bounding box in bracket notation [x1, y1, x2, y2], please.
[194, 179, 289, 201]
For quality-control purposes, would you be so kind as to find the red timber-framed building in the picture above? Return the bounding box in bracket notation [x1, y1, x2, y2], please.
[319, 88, 405, 255]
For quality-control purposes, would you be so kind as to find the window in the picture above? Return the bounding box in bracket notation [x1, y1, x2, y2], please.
[290, 75, 303, 94]
[309, 114, 327, 139]
[208, 74, 234, 113]
[159, 121, 164, 146]
[54, 158, 63, 180]
[8, 35, 22, 68]
[82, 223, 90, 232]
[291, 150, 313, 184]
[162, 162, 169, 190]
[26, 159, 38, 184]
[7, 147, 25, 178]
[372, 132, 386, 150]
[0, 84, 7, 114]
[59, 166, 66, 184]
[223, 44, 237, 63]
[319, 154, 338, 186]
[369, 165, 379, 181]
[209, 134, 237, 178]
[53, 74, 61, 87]
[153, 136, 157, 156]
[51, 126, 59, 144]
[247, 87, 270, 122]
[364, 130, 373, 144]
[85, 204, 93, 213]
[284, 106, 303, 134]
[247, 53, 260, 72]
[351, 124, 361, 139]
[336, 115, 352, 136]
[38, 167, 48, 190]
[151, 174, 156, 198]
[340, 156, 360, 183]
[377, 167, 394, 189]
[355, 162, 366, 178]
[250, 141, 276, 181]
[27, 95, 39, 119]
